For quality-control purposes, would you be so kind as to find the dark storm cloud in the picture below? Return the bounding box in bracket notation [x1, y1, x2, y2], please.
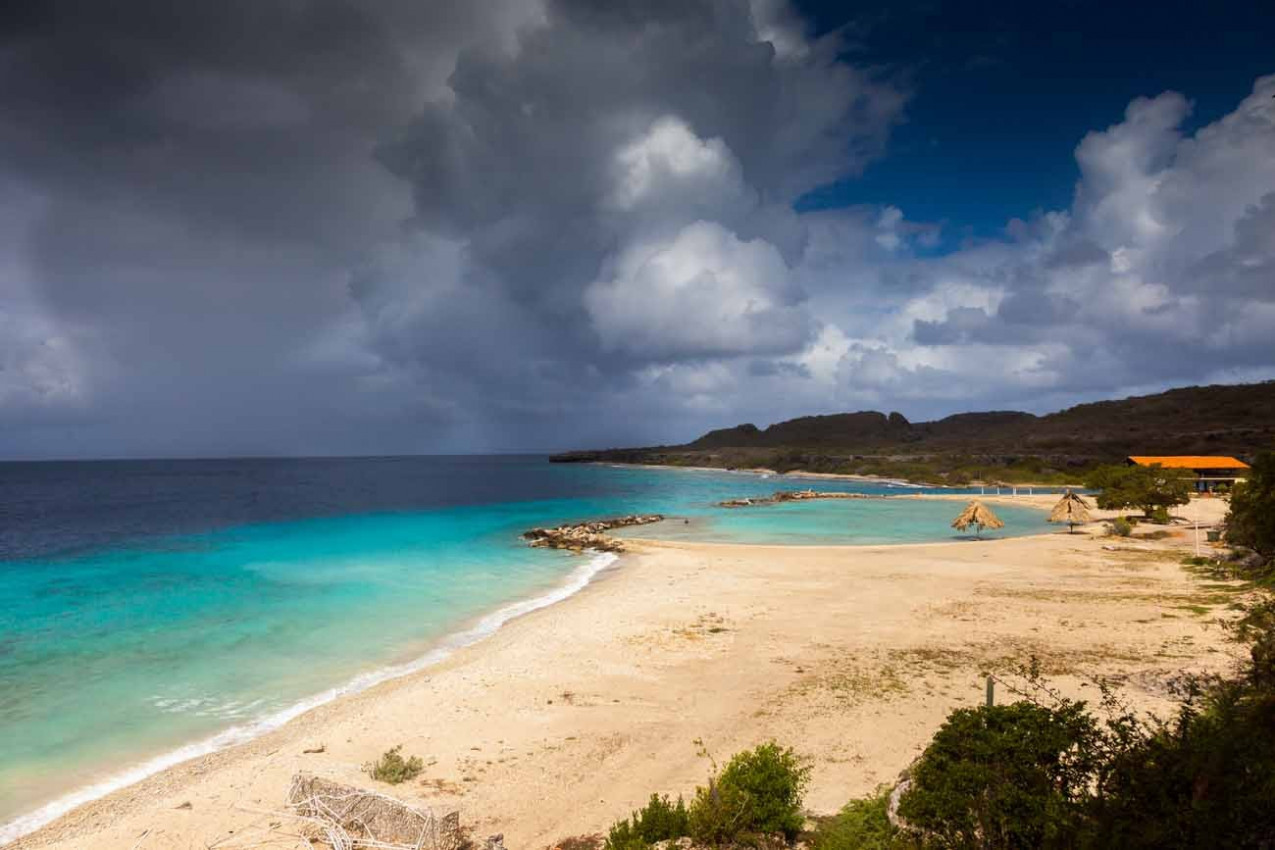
[0, 0, 907, 456]
[0, 2, 1272, 459]
[329, 0, 907, 443]
[0, 0, 542, 456]
[370, 0, 901, 332]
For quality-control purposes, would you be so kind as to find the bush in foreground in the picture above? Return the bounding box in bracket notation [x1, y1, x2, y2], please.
[690, 742, 811, 846]
[809, 788, 906, 850]
[605, 794, 690, 850]
[897, 701, 1099, 849]
[1081, 592, 1275, 849]
[1085, 683, 1275, 847]
[602, 742, 809, 850]
[363, 745, 423, 784]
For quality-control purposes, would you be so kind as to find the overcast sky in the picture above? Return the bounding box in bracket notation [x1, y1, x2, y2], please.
[2, 0, 1273, 459]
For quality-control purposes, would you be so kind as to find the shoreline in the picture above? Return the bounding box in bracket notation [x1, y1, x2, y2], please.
[0, 551, 621, 846]
[8, 497, 1234, 850]
[0, 493, 1051, 843]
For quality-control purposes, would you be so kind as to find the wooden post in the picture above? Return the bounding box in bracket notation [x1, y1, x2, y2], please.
[985, 676, 994, 707]
[1194, 497, 1201, 558]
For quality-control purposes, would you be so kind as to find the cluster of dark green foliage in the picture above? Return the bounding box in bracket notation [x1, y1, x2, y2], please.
[1227, 451, 1275, 561]
[896, 700, 1101, 848]
[808, 788, 899, 850]
[1109, 516, 1133, 537]
[690, 743, 811, 846]
[1085, 463, 1192, 518]
[605, 795, 691, 850]
[1083, 660, 1275, 846]
[603, 743, 809, 850]
[362, 745, 424, 784]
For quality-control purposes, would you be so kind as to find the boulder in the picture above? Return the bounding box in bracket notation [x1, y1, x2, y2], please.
[522, 515, 664, 552]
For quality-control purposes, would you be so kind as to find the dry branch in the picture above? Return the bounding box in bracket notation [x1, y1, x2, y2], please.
[283, 774, 463, 850]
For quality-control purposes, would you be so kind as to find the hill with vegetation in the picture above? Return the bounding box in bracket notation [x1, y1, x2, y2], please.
[551, 382, 1275, 485]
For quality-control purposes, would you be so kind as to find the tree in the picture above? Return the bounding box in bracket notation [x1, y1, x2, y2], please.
[1226, 451, 1275, 561]
[1084, 464, 1190, 519]
[1085, 679, 1275, 849]
[689, 742, 811, 845]
[897, 701, 1100, 849]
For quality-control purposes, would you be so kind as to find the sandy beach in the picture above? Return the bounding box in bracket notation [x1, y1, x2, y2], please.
[10, 497, 1239, 850]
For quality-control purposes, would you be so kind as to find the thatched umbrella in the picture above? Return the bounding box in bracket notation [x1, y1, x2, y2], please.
[1049, 489, 1092, 534]
[951, 499, 1005, 538]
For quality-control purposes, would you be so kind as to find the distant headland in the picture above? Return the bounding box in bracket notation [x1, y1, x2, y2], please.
[551, 381, 1275, 486]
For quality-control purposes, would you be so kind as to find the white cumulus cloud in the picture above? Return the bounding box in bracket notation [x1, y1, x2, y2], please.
[585, 221, 809, 359]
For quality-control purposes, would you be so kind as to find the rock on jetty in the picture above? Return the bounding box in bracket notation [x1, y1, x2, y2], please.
[522, 514, 665, 552]
[718, 489, 888, 508]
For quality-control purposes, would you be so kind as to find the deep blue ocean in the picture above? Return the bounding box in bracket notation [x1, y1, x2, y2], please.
[0, 456, 1052, 840]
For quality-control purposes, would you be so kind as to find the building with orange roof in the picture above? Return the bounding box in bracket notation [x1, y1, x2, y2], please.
[1127, 456, 1251, 492]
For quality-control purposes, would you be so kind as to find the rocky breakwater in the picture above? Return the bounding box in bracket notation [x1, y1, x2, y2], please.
[522, 514, 665, 552]
[719, 489, 889, 508]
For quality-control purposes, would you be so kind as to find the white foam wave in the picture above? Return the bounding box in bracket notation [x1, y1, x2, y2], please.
[0, 550, 619, 846]
[147, 694, 274, 720]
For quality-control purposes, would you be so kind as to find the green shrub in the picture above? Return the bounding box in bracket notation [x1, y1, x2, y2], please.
[603, 818, 646, 850]
[604, 794, 690, 850]
[1085, 464, 1191, 518]
[810, 788, 908, 850]
[689, 742, 811, 845]
[363, 745, 424, 784]
[1227, 452, 1275, 561]
[1110, 517, 1133, 537]
[688, 780, 746, 848]
[1150, 505, 1172, 524]
[1085, 672, 1275, 847]
[897, 702, 1099, 849]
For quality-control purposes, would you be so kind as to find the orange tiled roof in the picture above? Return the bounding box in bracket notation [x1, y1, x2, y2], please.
[1128, 455, 1250, 470]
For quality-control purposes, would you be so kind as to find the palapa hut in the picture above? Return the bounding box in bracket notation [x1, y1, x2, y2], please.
[1049, 489, 1092, 533]
[951, 499, 1004, 538]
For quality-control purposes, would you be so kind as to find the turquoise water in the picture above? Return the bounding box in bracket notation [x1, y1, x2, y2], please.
[621, 495, 1049, 545]
[0, 458, 1052, 840]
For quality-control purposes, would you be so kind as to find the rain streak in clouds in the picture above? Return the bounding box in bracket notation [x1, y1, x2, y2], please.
[1, 0, 1273, 458]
